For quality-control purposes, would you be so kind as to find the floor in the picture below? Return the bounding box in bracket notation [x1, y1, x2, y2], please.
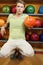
[0, 54, 43, 65]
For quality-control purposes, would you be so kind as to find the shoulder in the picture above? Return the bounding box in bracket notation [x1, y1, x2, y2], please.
[22, 14, 28, 19]
[23, 13, 28, 17]
[8, 14, 14, 18]
[22, 14, 28, 21]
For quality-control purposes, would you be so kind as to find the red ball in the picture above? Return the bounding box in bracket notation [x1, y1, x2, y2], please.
[0, 33, 3, 39]
[25, 34, 30, 41]
[31, 33, 39, 41]
[41, 21, 43, 27]
[11, 5, 16, 13]
[35, 19, 42, 27]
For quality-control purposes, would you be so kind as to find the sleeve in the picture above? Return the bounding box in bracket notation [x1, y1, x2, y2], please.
[7, 14, 13, 23]
[25, 14, 28, 18]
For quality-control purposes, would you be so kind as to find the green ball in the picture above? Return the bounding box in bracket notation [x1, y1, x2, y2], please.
[25, 5, 35, 14]
[2, 5, 10, 13]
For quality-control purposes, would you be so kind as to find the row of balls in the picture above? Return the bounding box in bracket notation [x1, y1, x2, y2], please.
[0, 17, 43, 27]
[2, 5, 16, 13]
[24, 16, 43, 28]
[24, 5, 43, 14]
[1, 5, 43, 14]
[25, 33, 43, 41]
[33, 18, 43, 28]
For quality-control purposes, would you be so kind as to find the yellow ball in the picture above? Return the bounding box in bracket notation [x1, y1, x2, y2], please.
[0, 19, 5, 27]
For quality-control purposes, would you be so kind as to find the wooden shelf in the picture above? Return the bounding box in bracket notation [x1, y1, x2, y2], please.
[34, 48, 43, 52]
[0, 13, 9, 16]
[28, 28, 43, 30]
[0, 40, 8, 42]
[0, 13, 43, 16]
[0, 40, 43, 43]
[27, 14, 43, 16]
[28, 41, 43, 43]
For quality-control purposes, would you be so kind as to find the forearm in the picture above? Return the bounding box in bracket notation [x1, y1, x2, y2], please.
[0, 22, 8, 29]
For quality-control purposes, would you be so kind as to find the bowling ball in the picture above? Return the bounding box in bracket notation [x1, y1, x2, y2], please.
[37, 30, 42, 35]
[41, 21, 43, 27]
[29, 31, 32, 35]
[31, 33, 39, 41]
[0, 33, 3, 39]
[35, 19, 42, 28]
[11, 5, 16, 13]
[25, 5, 35, 14]
[25, 34, 30, 41]
[0, 19, 5, 27]
[2, 5, 10, 13]
[38, 6, 43, 14]
[24, 16, 36, 28]
[39, 34, 43, 41]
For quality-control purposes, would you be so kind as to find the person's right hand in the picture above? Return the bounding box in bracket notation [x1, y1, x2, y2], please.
[1, 27, 6, 36]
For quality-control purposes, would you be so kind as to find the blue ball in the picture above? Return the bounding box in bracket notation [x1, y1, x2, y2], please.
[39, 6, 43, 14]
[40, 34, 43, 41]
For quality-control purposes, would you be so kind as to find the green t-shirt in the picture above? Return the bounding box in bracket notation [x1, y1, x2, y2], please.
[7, 14, 28, 39]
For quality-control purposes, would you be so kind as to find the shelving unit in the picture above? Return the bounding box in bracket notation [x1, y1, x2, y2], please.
[25, 14, 43, 48]
[0, 0, 43, 49]
[0, 40, 8, 42]
[0, 40, 43, 43]
[28, 28, 43, 30]
[28, 41, 43, 43]
[0, 13, 43, 15]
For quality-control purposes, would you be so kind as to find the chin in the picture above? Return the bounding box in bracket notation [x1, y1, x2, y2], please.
[18, 13, 22, 15]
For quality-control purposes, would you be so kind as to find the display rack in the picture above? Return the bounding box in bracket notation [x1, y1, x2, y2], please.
[28, 28, 43, 30]
[0, 13, 43, 44]
[0, 0, 43, 48]
[0, 13, 43, 15]
[28, 41, 43, 43]
[0, 40, 8, 42]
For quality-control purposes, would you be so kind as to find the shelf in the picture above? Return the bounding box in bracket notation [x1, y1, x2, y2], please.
[0, 40, 43, 43]
[28, 41, 43, 43]
[0, 13, 9, 16]
[28, 28, 43, 30]
[27, 14, 43, 16]
[34, 48, 43, 52]
[34, 48, 43, 53]
[0, 13, 43, 16]
[0, 40, 8, 42]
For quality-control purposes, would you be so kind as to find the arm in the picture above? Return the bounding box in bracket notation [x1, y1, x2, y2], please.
[0, 14, 10, 36]
[1, 14, 11, 28]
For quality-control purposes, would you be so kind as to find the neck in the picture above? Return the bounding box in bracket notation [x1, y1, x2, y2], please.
[16, 13, 23, 17]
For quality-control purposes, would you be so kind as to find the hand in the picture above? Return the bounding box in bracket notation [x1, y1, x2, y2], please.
[28, 26, 33, 30]
[1, 27, 6, 36]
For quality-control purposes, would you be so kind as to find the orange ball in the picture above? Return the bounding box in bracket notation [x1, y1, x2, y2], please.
[0, 19, 5, 27]
[24, 16, 36, 28]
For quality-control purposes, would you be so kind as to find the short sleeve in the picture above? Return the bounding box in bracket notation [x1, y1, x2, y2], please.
[7, 14, 13, 23]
